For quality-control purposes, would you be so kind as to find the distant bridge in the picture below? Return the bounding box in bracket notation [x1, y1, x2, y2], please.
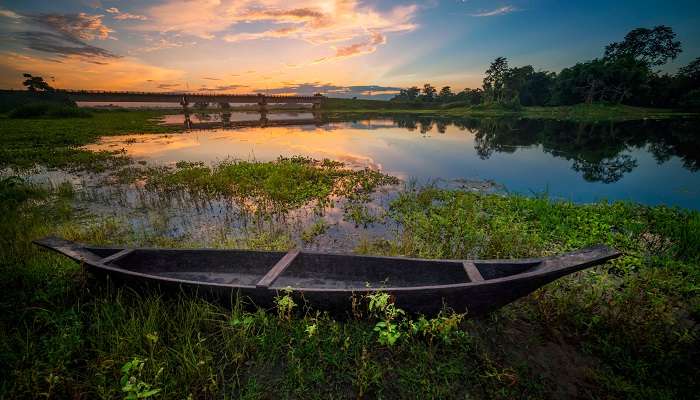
[0, 89, 325, 110]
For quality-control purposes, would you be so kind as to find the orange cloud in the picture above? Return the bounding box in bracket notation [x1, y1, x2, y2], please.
[0, 52, 183, 90]
[145, 0, 418, 61]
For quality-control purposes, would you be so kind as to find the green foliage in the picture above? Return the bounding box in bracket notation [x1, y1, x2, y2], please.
[301, 219, 329, 243]
[9, 102, 92, 119]
[274, 289, 297, 321]
[120, 357, 163, 399]
[120, 156, 399, 216]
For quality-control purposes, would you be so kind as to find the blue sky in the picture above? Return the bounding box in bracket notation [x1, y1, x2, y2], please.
[0, 0, 699, 97]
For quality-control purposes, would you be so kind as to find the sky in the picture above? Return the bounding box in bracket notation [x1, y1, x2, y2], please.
[1, 0, 699, 99]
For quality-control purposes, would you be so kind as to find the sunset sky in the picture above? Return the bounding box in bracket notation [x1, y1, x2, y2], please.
[1, 0, 699, 98]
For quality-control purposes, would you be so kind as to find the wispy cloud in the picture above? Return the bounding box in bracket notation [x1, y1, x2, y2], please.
[253, 82, 401, 99]
[313, 32, 386, 64]
[144, 0, 418, 61]
[15, 31, 119, 59]
[470, 6, 517, 17]
[30, 13, 114, 40]
[105, 7, 147, 21]
[3, 12, 120, 59]
[197, 84, 248, 92]
[0, 8, 22, 19]
[157, 83, 181, 89]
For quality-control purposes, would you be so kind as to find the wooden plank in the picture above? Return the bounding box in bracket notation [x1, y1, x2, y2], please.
[256, 249, 300, 288]
[462, 262, 485, 282]
[99, 249, 133, 265]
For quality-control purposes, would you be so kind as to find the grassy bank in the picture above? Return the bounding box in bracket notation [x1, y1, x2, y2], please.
[321, 99, 699, 122]
[1, 172, 698, 399]
[0, 109, 177, 171]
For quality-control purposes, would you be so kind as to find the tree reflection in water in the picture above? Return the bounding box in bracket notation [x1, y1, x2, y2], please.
[387, 115, 700, 183]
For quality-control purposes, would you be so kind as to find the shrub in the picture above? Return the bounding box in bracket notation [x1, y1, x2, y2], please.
[8, 102, 92, 119]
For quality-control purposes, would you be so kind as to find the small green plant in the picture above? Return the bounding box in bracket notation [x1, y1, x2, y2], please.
[274, 288, 297, 320]
[120, 357, 162, 399]
[305, 322, 318, 337]
[367, 292, 405, 346]
[409, 312, 465, 344]
[301, 219, 329, 243]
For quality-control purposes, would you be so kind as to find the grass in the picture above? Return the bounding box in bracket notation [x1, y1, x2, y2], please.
[0, 109, 177, 171]
[1, 175, 698, 399]
[113, 156, 399, 216]
[321, 100, 699, 122]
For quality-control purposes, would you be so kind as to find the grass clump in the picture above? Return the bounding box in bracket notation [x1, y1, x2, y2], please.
[118, 156, 400, 215]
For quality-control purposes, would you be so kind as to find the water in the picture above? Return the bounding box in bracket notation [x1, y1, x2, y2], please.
[84, 113, 700, 210]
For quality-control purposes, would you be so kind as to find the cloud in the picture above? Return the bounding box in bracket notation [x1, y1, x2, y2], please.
[5, 12, 120, 59]
[253, 82, 401, 99]
[202, 77, 221, 81]
[313, 31, 386, 63]
[157, 83, 181, 89]
[29, 13, 114, 40]
[106, 7, 148, 21]
[137, 35, 196, 52]
[197, 84, 248, 92]
[15, 31, 119, 59]
[144, 0, 418, 61]
[0, 8, 21, 19]
[470, 6, 517, 17]
[0, 52, 183, 90]
[6, 12, 117, 57]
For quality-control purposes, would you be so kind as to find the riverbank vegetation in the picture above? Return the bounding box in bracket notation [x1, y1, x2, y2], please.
[0, 109, 177, 171]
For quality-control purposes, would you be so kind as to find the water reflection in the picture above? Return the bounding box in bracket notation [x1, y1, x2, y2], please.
[85, 113, 700, 208]
[174, 111, 322, 130]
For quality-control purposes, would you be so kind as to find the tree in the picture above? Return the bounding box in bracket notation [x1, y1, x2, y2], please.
[678, 57, 700, 83]
[22, 73, 53, 92]
[438, 86, 454, 101]
[483, 57, 509, 103]
[604, 25, 682, 67]
[390, 86, 420, 102]
[458, 88, 483, 105]
[422, 83, 437, 101]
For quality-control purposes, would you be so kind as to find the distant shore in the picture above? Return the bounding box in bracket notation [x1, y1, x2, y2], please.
[319, 99, 699, 122]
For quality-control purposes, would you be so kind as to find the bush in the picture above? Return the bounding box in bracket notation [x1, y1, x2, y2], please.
[8, 103, 50, 118]
[8, 102, 91, 119]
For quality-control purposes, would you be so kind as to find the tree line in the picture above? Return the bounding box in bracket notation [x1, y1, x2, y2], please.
[391, 26, 700, 109]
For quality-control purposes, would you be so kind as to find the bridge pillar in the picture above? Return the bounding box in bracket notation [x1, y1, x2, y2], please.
[180, 95, 189, 110]
[257, 93, 267, 113]
[184, 111, 192, 129]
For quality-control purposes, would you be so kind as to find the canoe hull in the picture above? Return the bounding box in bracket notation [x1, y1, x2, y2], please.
[34, 236, 621, 316]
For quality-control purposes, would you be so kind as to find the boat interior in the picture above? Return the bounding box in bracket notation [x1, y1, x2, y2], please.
[84, 247, 544, 289]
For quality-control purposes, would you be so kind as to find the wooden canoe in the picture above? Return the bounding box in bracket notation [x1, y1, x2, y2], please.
[34, 236, 621, 316]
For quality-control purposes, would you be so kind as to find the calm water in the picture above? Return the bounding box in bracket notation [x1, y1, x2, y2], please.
[85, 113, 700, 209]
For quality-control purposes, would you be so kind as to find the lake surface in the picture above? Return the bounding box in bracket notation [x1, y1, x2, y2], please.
[85, 113, 700, 210]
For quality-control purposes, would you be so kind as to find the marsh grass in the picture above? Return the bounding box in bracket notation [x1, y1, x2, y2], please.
[1, 173, 699, 399]
[112, 156, 400, 220]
